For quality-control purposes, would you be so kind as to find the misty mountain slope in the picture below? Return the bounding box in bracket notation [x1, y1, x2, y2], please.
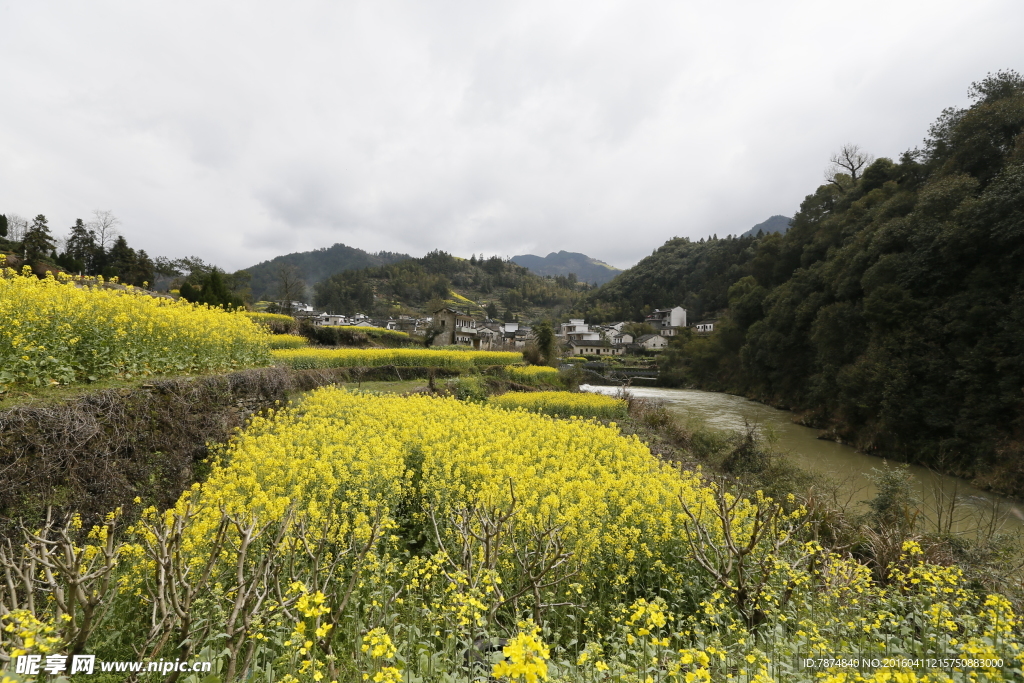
[244, 243, 410, 301]
[511, 251, 622, 285]
[739, 215, 792, 238]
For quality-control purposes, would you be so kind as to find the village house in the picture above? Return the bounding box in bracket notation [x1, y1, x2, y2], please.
[635, 333, 669, 351]
[269, 300, 315, 313]
[492, 321, 533, 348]
[510, 326, 534, 349]
[431, 307, 494, 349]
[693, 319, 718, 335]
[568, 340, 624, 356]
[645, 306, 687, 336]
[391, 315, 425, 334]
[477, 326, 501, 348]
[611, 332, 634, 346]
[311, 313, 348, 326]
[557, 318, 601, 342]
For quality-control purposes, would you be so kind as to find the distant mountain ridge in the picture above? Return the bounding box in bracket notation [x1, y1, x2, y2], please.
[244, 243, 410, 301]
[511, 251, 622, 285]
[740, 215, 791, 238]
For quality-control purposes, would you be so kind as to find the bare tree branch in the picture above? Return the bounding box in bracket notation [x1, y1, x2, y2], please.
[825, 144, 874, 190]
[87, 210, 122, 251]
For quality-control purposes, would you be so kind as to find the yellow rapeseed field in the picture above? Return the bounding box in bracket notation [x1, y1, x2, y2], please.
[267, 334, 310, 349]
[244, 311, 297, 327]
[2, 389, 1022, 683]
[272, 347, 522, 369]
[489, 390, 626, 418]
[0, 266, 270, 388]
[505, 365, 559, 379]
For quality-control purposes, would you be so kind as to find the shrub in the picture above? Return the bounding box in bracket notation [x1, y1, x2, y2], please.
[299, 322, 412, 347]
[243, 311, 296, 334]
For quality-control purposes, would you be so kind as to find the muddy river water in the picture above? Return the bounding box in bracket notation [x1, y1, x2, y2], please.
[582, 384, 1024, 536]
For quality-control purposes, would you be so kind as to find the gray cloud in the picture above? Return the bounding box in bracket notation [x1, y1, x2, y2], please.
[1, 0, 1021, 271]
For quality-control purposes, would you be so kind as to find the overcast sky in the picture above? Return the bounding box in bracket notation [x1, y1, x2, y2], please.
[1, 1, 1021, 271]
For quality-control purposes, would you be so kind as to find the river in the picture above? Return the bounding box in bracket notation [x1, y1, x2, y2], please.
[582, 384, 1024, 536]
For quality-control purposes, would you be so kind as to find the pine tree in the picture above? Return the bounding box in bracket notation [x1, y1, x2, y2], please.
[184, 268, 243, 308]
[133, 250, 155, 288]
[65, 219, 97, 274]
[108, 236, 137, 282]
[23, 215, 55, 262]
[179, 282, 199, 302]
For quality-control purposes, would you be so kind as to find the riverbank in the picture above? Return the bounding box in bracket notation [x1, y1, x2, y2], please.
[652, 373, 1024, 503]
[586, 384, 1024, 527]
[590, 384, 1024, 609]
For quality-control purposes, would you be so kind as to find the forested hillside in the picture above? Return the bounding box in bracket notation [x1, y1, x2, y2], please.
[244, 242, 410, 301]
[582, 232, 769, 322]
[511, 250, 622, 285]
[314, 250, 590, 319]
[739, 214, 791, 238]
[596, 71, 1024, 494]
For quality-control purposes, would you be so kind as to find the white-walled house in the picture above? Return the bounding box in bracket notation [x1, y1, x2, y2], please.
[693, 319, 718, 334]
[312, 313, 349, 326]
[558, 318, 601, 342]
[645, 307, 687, 336]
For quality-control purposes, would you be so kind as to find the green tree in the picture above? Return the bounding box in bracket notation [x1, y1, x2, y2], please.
[727, 276, 767, 330]
[622, 322, 656, 339]
[23, 214, 55, 262]
[179, 282, 199, 302]
[179, 268, 243, 308]
[199, 268, 242, 307]
[65, 219, 97, 274]
[225, 269, 252, 304]
[108, 235, 137, 281]
[128, 249, 155, 287]
[55, 251, 85, 274]
[532, 321, 557, 365]
[0, 214, 7, 238]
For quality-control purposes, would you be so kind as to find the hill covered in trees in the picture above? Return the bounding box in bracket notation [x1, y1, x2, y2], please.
[244, 242, 410, 302]
[511, 250, 622, 285]
[590, 70, 1024, 496]
[739, 214, 792, 238]
[314, 251, 590, 320]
